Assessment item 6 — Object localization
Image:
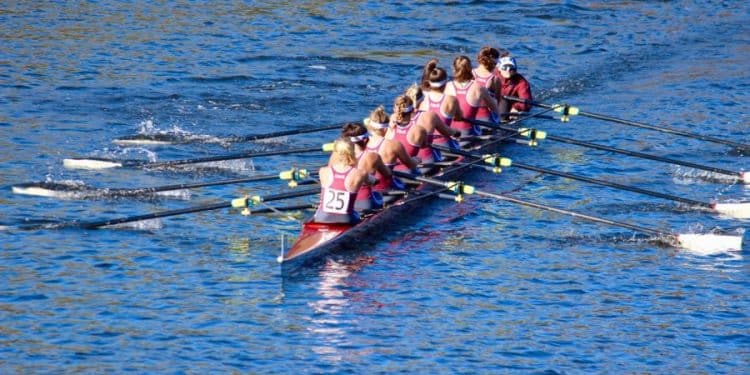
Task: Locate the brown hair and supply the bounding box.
[453,55,473,82]
[420,58,439,90]
[341,122,368,145]
[477,46,500,70]
[392,94,414,125]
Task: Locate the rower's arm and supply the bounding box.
[392,141,419,171]
[479,87,502,116]
[373,155,392,180]
[432,114,460,139]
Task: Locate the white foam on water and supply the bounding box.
[154,189,191,200]
[103,218,164,231]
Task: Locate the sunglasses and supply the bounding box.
[500,65,516,72]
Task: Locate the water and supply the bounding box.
[1,1,749,373]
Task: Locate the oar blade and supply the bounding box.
[676,233,743,254]
[712,202,750,219]
[63,158,123,170]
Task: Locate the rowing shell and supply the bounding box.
[278,134,506,274]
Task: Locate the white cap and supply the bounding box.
[499,56,517,70]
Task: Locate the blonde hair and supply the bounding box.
[392,94,414,124]
[331,138,357,166]
[370,105,389,122]
[404,83,423,105]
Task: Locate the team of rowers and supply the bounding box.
[312,47,534,224]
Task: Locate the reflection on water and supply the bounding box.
[305,256,374,363]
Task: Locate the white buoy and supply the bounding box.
[63,158,123,170]
[677,233,743,254]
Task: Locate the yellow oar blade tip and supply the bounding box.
[501,158,512,167]
[676,233,743,255]
[322,143,334,152]
[536,130,547,139]
[569,106,580,115]
[713,202,750,219]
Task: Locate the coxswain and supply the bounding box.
[472,46,501,122]
[418,59,463,148]
[445,55,502,142]
[312,138,370,224]
[494,54,533,121]
[340,122,391,212]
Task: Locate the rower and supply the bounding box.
[364,106,420,202]
[445,55,502,143]
[387,93,427,171]
[400,84,461,171]
[418,59,463,149]
[494,53,533,122]
[341,122,390,212]
[312,139,370,224]
[472,46,501,122]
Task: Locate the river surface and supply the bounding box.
[1,1,749,373]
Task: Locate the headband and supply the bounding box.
[349,134,368,143]
[429,79,447,88]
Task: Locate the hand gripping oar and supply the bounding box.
[436,145,750,219]
[393,171,743,253]
[470,119,750,184]
[21,187,320,230]
[503,95,750,152]
[112,123,344,146]
[63,145,329,170]
[12,168,318,199]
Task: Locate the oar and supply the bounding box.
[12,168,319,199]
[503,95,750,152]
[437,145,750,219]
[471,119,749,184]
[393,171,744,253]
[112,123,344,146]
[63,145,329,170]
[21,188,320,230]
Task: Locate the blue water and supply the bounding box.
[2,1,749,373]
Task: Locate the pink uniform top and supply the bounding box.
[355,150,375,201]
[365,138,394,191]
[472,68,496,121]
[319,165,357,215]
[426,93,453,145]
[392,114,422,158]
[449,80,480,132]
